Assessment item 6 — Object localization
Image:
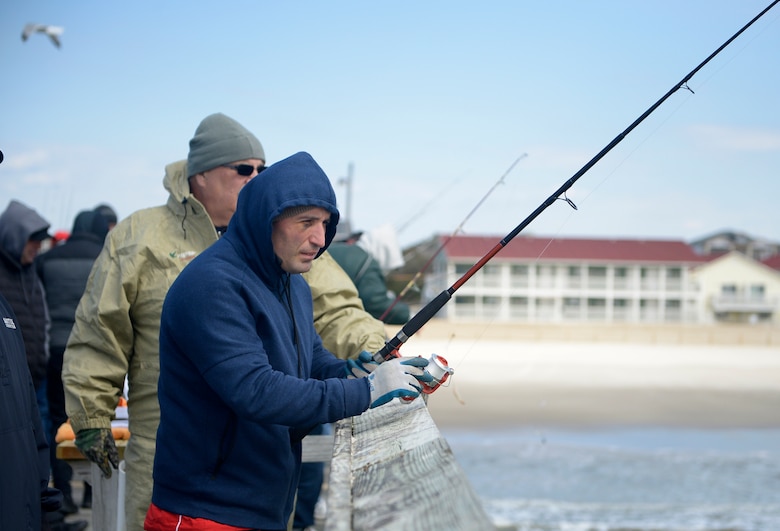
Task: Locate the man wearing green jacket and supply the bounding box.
[328,231,411,325]
[62,113,386,531]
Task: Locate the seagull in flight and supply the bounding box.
[21,23,64,48]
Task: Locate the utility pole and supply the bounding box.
[338,162,354,227]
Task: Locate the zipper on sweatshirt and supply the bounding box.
[210,412,237,479]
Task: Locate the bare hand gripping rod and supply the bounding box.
[374,0,779,363]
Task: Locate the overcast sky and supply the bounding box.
[2,1,779,248]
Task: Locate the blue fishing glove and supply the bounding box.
[346,350,380,379]
[367,356,432,408]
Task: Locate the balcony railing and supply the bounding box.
[711,296,777,313]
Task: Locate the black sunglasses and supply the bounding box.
[221,163,266,176]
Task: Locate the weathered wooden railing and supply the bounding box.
[59,398,494,531]
[325,398,495,530]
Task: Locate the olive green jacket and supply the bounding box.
[304,251,387,359]
[63,160,220,438]
[63,160,386,439]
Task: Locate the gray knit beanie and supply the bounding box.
[187,113,265,177]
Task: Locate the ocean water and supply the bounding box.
[442,428,780,531]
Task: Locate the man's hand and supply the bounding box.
[345,350,380,379]
[75,428,119,478]
[367,356,432,408]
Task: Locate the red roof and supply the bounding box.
[763,254,780,271]
[440,234,708,264]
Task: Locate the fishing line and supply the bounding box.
[428,4,780,391]
[442,2,780,410]
[380,153,527,322]
[395,173,466,235]
[446,77,705,401]
[373,0,779,365]
[548,6,777,240]
[542,89,696,242]
[538,5,780,248]
[489,3,779,260]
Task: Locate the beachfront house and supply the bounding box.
[690,250,780,325]
[413,234,780,325]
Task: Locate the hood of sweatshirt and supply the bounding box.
[0,200,50,264]
[223,151,340,286]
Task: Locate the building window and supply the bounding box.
[588,266,607,289]
[749,284,765,300]
[563,297,580,320]
[454,295,476,318]
[536,265,556,288]
[482,264,502,287]
[455,263,471,276]
[640,298,660,322]
[665,299,682,322]
[721,284,737,298]
[510,265,529,288]
[535,297,555,320]
[509,296,528,318]
[511,265,529,276]
[666,267,683,291]
[613,298,631,321]
[614,267,630,290]
[482,295,501,318]
[587,298,606,320]
[641,267,661,290]
[566,266,582,289]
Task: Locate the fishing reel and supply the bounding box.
[419,353,455,395]
[386,350,454,396]
[375,337,454,396]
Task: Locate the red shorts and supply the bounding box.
[144,502,255,530]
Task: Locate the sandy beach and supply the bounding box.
[65,321,779,530]
[389,321,780,429]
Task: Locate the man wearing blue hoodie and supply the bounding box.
[145,152,428,530]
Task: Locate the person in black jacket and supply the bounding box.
[0,200,52,427]
[0,291,63,530]
[94,203,118,231]
[36,209,110,517]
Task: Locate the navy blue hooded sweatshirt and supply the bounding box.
[152,152,371,529]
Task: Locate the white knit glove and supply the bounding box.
[367,356,430,408]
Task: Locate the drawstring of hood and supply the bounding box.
[280,273,302,377]
[180,198,189,240]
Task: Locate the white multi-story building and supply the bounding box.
[418,234,780,324]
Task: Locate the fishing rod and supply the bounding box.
[374,0,780,381]
[379,153,527,322]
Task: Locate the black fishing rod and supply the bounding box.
[374,0,779,371]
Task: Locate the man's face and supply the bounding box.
[272,207,331,274]
[21,240,43,265]
[192,158,265,227]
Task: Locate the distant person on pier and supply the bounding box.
[328,227,410,324]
